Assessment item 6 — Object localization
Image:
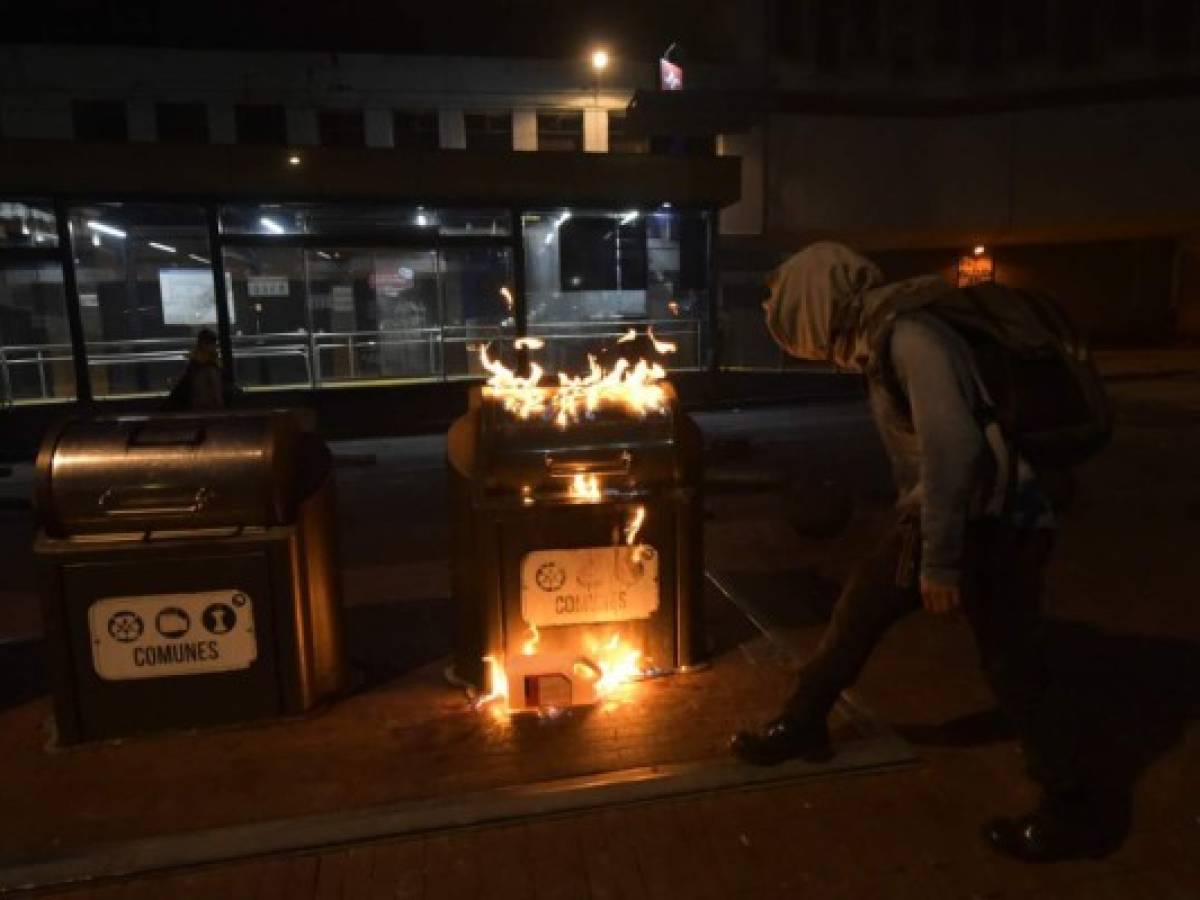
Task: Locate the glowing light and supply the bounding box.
[479,343,670,430]
[591,49,610,72]
[617,328,638,344]
[148,241,177,254]
[188,253,210,264]
[287,154,302,166]
[570,473,602,502]
[514,337,545,350]
[522,624,540,656]
[475,655,509,712]
[619,210,639,225]
[500,286,515,311]
[543,211,572,246]
[259,217,285,235]
[86,221,126,239]
[974,245,986,256]
[588,633,645,696]
[647,327,677,354]
[624,505,646,546]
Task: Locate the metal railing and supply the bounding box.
[0,317,708,405]
[0,341,76,406]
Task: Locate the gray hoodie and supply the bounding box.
[764,242,990,586]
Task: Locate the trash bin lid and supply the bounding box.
[35,411,311,537]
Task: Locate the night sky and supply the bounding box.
[4,0,744,61]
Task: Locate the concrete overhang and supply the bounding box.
[623,89,773,137]
[0,140,742,208]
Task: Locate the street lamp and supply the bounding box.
[590,47,610,107]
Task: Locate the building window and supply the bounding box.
[318,109,366,149]
[68,203,220,399]
[440,246,515,378]
[72,100,128,142]
[522,208,708,372]
[216,203,515,388]
[536,110,583,152]
[0,259,75,403]
[393,110,439,150]
[220,245,311,390]
[559,216,647,292]
[219,203,512,238]
[156,102,209,144]
[307,248,440,383]
[464,111,513,152]
[0,201,58,248]
[235,105,287,147]
[607,112,649,154]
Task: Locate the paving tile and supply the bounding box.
[366,837,424,900]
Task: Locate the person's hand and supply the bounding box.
[920,578,961,615]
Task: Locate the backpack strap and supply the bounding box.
[871,309,1017,519]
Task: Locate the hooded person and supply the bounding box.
[733,243,1108,863]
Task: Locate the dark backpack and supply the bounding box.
[161,363,195,412]
[872,283,1113,469]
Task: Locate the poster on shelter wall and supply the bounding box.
[159,269,236,326]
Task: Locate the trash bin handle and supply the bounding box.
[545,450,631,478]
[98,485,215,517]
[128,421,207,447]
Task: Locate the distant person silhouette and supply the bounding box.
[164,329,224,411]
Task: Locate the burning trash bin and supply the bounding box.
[448,338,704,712]
[34,410,346,744]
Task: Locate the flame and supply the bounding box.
[647,327,677,354]
[480,342,669,429]
[588,633,646,696]
[514,337,545,350]
[617,328,638,344]
[522,623,540,656]
[480,344,551,420]
[475,655,509,711]
[623,505,646,545]
[476,630,646,715]
[570,473,602,502]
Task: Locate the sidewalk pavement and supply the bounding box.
[2,377,1199,899]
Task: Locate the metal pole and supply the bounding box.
[303,249,316,389]
[510,206,529,376]
[0,348,11,406]
[53,198,93,406]
[37,348,47,399]
[205,205,236,397]
[706,206,721,376]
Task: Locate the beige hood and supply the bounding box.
[763,241,948,369]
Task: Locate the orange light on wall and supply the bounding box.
[958,248,995,287]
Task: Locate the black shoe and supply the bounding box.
[730,717,833,766]
[983,799,1119,862]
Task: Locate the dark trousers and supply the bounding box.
[786,519,1080,794]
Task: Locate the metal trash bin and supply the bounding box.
[448,382,704,710]
[35,411,346,744]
